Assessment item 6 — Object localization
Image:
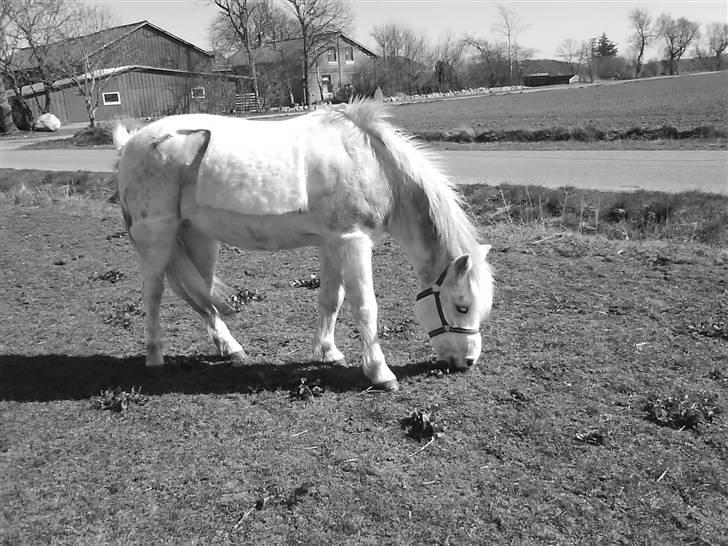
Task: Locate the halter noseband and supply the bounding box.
[415,266,480,339]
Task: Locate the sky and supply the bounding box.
[88,0,727,59]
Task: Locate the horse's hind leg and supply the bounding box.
[331,232,399,391]
[129,218,178,367]
[314,239,347,364]
[177,225,245,361]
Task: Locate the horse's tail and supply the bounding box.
[340,100,480,253]
[112,123,134,151]
[165,237,236,316]
[114,123,234,315]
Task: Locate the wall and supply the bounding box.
[25,70,236,124]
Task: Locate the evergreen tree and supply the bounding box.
[594,33,618,57]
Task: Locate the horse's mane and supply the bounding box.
[337,100,482,257]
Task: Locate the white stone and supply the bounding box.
[33,113,61,132]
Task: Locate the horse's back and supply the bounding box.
[118,110,392,238]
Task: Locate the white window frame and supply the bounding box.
[102,92,121,105]
[344,46,354,63]
[191,86,206,99]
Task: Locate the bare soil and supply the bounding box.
[1,190,726,543]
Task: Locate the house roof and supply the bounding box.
[229,32,376,67]
[6,65,249,99]
[12,21,212,70]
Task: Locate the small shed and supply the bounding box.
[523,73,574,87]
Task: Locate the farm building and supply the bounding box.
[6,21,249,125]
[227,33,377,106]
[523,73,574,87]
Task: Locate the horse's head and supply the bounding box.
[414,244,493,371]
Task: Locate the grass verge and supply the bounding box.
[3,169,725,245]
[418,124,727,143]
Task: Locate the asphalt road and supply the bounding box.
[1,141,726,195]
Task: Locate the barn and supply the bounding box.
[8,21,249,125]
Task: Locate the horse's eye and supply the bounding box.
[455,305,469,314]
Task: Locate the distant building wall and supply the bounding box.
[23,69,238,123]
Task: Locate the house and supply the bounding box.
[7,21,248,124]
[229,33,377,106]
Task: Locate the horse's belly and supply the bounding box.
[187,206,321,250]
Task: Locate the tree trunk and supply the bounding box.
[0,79,19,134]
[43,89,52,113]
[635,43,645,78]
[244,40,261,112]
[86,97,96,127]
[301,27,310,106]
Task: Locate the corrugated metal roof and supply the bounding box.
[11,21,212,70]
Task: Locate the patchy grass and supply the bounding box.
[1,170,727,543]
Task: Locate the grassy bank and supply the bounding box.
[417,124,727,144]
[2,169,726,246]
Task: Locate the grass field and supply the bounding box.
[1,173,726,543]
[388,72,728,141]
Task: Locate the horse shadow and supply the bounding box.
[0,353,445,402]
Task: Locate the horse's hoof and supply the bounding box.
[228,351,247,365]
[372,378,400,392]
[329,358,347,367]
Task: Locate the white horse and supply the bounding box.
[113,101,493,391]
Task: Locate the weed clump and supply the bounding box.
[644,393,721,430]
[69,124,113,146]
[401,409,437,442]
[290,378,324,401]
[91,387,147,412]
[290,274,320,289]
[104,300,144,329]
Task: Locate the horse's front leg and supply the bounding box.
[313,240,346,364]
[339,233,399,391]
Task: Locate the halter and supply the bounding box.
[415,266,481,339]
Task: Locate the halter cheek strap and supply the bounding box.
[415,267,480,338]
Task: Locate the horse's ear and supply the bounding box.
[452,254,472,279]
[480,244,492,258]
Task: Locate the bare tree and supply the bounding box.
[371,23,431,94]
[492,5,526,85]
[657,14,700,75]
[284,0,352,106]
[580,39,595,82]
[212,0,263,111]
[431,33,465,92]
[54,4,118,126]
[696,22,728,70]
[557,39,584,77]
[249,0,298,45]
[463,36,507,87]
[628,8,655,78]
[4,0,78,120]
[0,0,19,132]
